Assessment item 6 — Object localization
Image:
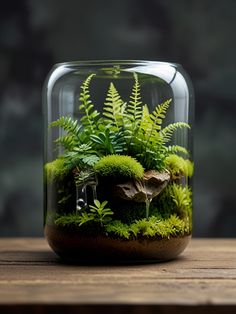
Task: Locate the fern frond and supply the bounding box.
[126,73,143,124]
[124,73,144,152]
[149,98,172,131]
[79,74,100,133]
[160,122,190,143]
[50,116,82,150]
[55,135,76,151]
[103,82,125,130]
[50,116,80,136]
[166,145,189,156]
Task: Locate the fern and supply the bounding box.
[90,128,125,154]
[166,145,189,156]
[79,74,100,133]
[103,82,125,131]
[124,73,143,151]
[50,116,82,151]
[131,99,172,170]
[54,135,75,151]
[160,122,190,143]
[50,116,80,135]
[126,73,143,124]
[149,99,172,131]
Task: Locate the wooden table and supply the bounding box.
[0,238,235,313]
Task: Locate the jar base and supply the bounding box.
[45,225,191,264]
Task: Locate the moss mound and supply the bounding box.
[94,154,144,180]
[44,158,69,183]
[165,154,193,178]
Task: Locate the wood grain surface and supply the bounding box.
[0,238,236,314]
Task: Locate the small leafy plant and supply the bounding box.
[55,200,113,228]
[88,200,114,226]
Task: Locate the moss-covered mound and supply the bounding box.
[164,154,194,179]
[94,154,144,180]
[44,157,69,183]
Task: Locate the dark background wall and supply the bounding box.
[0,0,236,237]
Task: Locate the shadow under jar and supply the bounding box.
[43,60,194,263]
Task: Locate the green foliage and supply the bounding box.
[55,213,83,227]
[157,183,192,219]
[55,211,190,239]
[58,143,100,179]
[79,74,100,132]
[169,183,192,217]
[74,169,97,187]
[160,122,190,143]
[105,220,133,239]
[44,158,69,183]
[94,154,144,180]
[165,154,194,179]
[49,72,191,173]
[134,100,172,170]
[149,99,172,131]
[126,73,143,125]
[55,199,113,228]
[124,73,143,150]
[105,214,189,239]
[50,116,80,136]
[103,82,125,131]
[90,127,125,154]
[50,116,82,151]
[48,73,193,236]
[166,145,189,156]
[88,200,114,226]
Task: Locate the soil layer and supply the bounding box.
[45,224,191,263]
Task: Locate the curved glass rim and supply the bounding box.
[53,60,181,68]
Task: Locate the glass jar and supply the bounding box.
[43,60,194,262]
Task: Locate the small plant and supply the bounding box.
[94,154,144,180]
[88,200,114,226]
[55,199,113,228]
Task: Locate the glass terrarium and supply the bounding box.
[43,60,194,262]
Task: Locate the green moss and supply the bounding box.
[155,183,192,220]
[165,154,194,178]
[94,154,144,180]
[44,157,69,183]
[105,214,189,239]
[54,212,190,240]
[185,159,194,178]
[55,213,82,227]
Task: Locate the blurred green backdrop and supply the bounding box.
[0,0,236,236]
